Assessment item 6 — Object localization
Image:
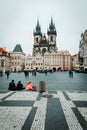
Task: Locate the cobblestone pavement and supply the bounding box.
[0,90,87,130]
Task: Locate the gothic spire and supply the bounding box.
[47,18,57,35]
[33,19,42,36]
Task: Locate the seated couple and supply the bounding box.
[8,80,36,91]
[8,80,25,91]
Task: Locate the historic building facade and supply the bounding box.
[0,19,72,72]
[25,54,43,71]
[0,48,10,73]
[9,44,25,72]
[33,18,58,56]
[71,54,79,70]
[79,30,87,72]
[44,50,71,71]
[25,18,71,71]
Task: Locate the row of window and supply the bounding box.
[26,63,43,66]
[26,67,42,70]
[11,62,21,65]
[11,57,20,60]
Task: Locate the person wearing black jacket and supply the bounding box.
[17,81,25,90]
[8,80,16,91]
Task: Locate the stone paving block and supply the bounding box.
[78,107,87,121]
[5,91,39,101]
[0,107,32,130]
[0,91,87,130]
[58,91,83,130]
[66,92,87,101]
[30,98,47,130]
[0,91,13,100]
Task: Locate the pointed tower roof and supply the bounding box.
[33,19,42,36]
[13,44,23,52]
[47,18,57,35]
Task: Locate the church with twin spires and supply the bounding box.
[32,18,58,56]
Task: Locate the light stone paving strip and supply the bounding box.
[78,107,87,122]
[58,91,83,130]
[0,91,13,100]
[66,92,87,101]
[30,98,47,130]
[5,91,39,100]
[0,107,32,130]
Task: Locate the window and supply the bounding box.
[0,52,2,55]
[36,37,38,43]
[51,36,53,41]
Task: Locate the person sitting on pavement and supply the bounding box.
[8,80,17,91]
[16,81,25,90]
[25,82,36,91]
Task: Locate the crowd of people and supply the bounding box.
[8,80,36,91]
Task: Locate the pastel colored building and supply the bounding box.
[9,44,25,72]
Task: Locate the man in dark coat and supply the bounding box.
[17,81,25,90]
[8,80,16,91]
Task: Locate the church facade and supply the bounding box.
[25,18,71,71]
[33,18,58,56]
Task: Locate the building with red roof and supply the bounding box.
[0,48,10,73]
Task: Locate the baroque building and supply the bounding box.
[44,50,71,71]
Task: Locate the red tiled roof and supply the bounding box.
[0,48,7,53]
[0,48,10,57]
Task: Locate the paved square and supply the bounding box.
[0,90,87,130]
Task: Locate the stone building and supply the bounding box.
[71,54,79,70]
[9,44,25,72]
[33,18,58,56]
[44,50,71,71]
[25,54,43,71]
[0,48,10,73]
[25,18,71,71]
[79,30,87,72]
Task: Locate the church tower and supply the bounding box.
[33,20,42,56]
[32,18,58,56]
[33,19,42,44]
[47,18,58,53]
[33,20,49,56]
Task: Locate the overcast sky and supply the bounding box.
[0,0,87,55]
